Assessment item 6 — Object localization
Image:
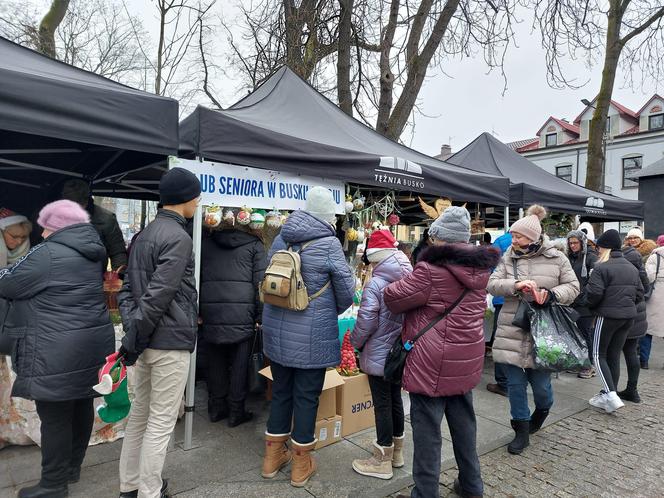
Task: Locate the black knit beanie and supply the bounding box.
[596,229,622,250]
[159,168,201,206]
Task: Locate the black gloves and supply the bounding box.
[118,345,139,367]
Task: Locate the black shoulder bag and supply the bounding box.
[645,254,661,301]
[383,288,471,385]
[511,258,533,330]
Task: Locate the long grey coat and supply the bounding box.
[350,251,412,376]
[262,211,355,369]
[488,239,580,369]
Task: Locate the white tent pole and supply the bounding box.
[518,208,524,219]
[183,157,203,451]
[504,206,510,232]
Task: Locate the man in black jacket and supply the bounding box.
[61,179,128,270]
[117,168,201,498]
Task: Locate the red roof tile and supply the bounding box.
[573,99,638,124]
[516,140,540,152]
[619,124,640,136]
[637,94,664,115]
[507,138,538,150]
[536,117,580,137]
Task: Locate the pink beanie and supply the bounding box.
[38,200,90,232]
[657,235,664,247]
[510,205,547,242]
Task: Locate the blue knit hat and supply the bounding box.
[429,206,471,243]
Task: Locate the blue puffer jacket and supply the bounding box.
[262,211,355,369]
[351,251,412,376]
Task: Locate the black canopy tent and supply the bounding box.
[0,36,179,212]
[447,132,644,221]
[179,67,510,207]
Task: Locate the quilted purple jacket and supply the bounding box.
[350,251,412,376]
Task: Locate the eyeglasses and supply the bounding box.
[4,232,28,242]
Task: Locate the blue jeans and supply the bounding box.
[410,392,483,498]
[266,361,326,444]
[504,364,553,421]
[494,362,508,390]
[639,334,652,363]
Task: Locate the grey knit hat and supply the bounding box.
[429,206,471,243]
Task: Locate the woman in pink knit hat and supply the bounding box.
[0,199,114,498]
[488,205,579,456]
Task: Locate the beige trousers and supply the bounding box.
[119,349,190,498]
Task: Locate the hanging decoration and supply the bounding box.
[388,213,400,226]
[266,209,282,228]
[353,196,365,211]
[203,205,222,228]
[236,206,252,225]
[418,197,452,221]
[344,195,354,214]
[222,208,236,227]
[250,210,266,230]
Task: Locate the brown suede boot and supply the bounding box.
[352,441,394,480]
[290,439,317,487]
[392,435,405,468]
[261,433,292,479]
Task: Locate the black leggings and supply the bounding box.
[622,338,640,390]
[368,375,405,447]
[593,317,633,393]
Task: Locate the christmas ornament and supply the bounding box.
[353,196,365,211]
[344,195,354,214]
[356,228,366,243]
[93,352,131,423]
[203,206,222,228]
[337,331,359,376]
[222,208,236,226]
[266,210,282,228]
[388,213,400,226]
[346,227,358,242]
[236,206,252,225]
[250,210,266,230]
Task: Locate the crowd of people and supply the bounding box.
[0,170,662,498]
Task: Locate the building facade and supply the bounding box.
[509,95,664,234]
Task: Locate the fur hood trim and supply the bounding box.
[418,243,500,269]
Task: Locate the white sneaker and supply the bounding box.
[589,392,610,411]
[605,391,625,413]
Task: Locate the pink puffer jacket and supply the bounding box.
[384,243,500,397]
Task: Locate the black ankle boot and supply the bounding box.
[618,387,641,403]
[529,408,550,434]
[228,410,253,428]
[18,483,68,498]
[208,400,229,423]
[508,420,530,455]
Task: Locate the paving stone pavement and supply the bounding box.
[394,342,664,498]
[1,340,662,498]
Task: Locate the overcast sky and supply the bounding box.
[128,1,661,156]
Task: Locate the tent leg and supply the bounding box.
[518,208,524,219]
[504,207,510,232]
[183,164,203,451]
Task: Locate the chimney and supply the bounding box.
[439,144,452,160]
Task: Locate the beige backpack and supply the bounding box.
[260,240,330,311]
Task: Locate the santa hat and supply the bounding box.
[366,230,398,263]
[0,208,29,231]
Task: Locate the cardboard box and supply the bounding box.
[315,415,343,449]
[259,367,345,420]
[336,372,375,437]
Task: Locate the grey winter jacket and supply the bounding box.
[119,209,198,354]
[262,211,355,369]
[199,229,266,344]
[350,251,412,376]
[488,239,580,369]
[0,224,114,401]
[623,246,649,338]
[89,202,128,270]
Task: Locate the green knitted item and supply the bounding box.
[97,376,130,423]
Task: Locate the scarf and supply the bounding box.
[567,229,589,278]
[0,231,30,268]
[512,237,543,258]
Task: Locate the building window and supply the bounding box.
[605,116,611,134]
[545,133,557,147]
[556,165,573,182]
[622,156,642,189]
[649,114,664,130]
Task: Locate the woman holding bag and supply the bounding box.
[385,207,499,498]
[488,205,579,456]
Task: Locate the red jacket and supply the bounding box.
[384,243,499,397]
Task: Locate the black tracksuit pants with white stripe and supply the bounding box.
[593,317,633,393]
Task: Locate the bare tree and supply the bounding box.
[37,0,70,57]
[224,0,516,141]
[528,0,664,192]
